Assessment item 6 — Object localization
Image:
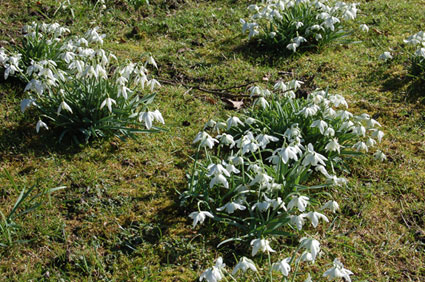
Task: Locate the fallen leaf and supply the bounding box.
[226,99,244,110]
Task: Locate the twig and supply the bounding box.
[157,78,260,99]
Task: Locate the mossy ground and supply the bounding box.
[0,0,424,280]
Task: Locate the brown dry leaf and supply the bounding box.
[226,99,244,110]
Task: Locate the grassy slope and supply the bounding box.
[0,0,424,280]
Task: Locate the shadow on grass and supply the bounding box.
[0,122,83,160]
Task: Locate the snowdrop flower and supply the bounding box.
[20,98,36,113]
[299,238,320,260]
[254,97,269,109]
[360,24,369,32]
[57,100,73,115]
[272,258,291,276]
[302,144,328,167]
[288,195,309,212]
[147,56,157,69]
[374,150,387,161]
[200,266,223,282]
[298,105,320,118]
[295,21,304,29]
[204,119,216,129]
[275,146,301,164]
[139,111,154,129]
[152,110,164,125]
[217,202,246,214]
[100,97,116,112]
[371,129,384,143]
[147,78,161,91]
[217,133,235,148]
[311,120,328,134]
[226,116,244,130]
[325,138,341,154]
[379,51,393,61]
[250,238,275,256]
[36,120,48,133]
[189,211,213,228]
[321,200,340,213]
[302,211,329,228]
[232,257,257,275]
[274,80,287,91]
[352,141,368,152]
[256,134,279,149]
[299,252,315,263]
[245,117,257,125]
[288,79,304,90]
[225,163,240,174]
[207,163,230,178]
[327,175,348,187]
[366,137,377,147]
[250,172,273,186]
[210,174,229,189]
[287,43,298,52]
[290,214,306,230]
[315,33,323,41]
[323,258,353,282]
[324,127,335,137]
[193,131,219,149]
[315,165,330,177]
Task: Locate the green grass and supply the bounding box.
[0,0,424,280]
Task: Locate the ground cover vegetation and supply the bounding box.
[0,0,424,281]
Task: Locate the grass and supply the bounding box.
[0,0,424,280]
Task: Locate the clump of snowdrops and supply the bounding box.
[404,31,425,79]
[182,80,385,281]
[241,0,366,53]
[0,22,163,143]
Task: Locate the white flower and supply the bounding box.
[193,131,219,149]
[226,116,244,130]
[272,258,291,276]
[36,120,48,133]
[217,202,246,214]
[360,24,369,32]
[302,211,329,228]
[210,174,229,189]
[374,150,387,161]
[217,133,235,148]
[323,258,354,282]
[100,97,116,112]
[254,97,269,109]
[274,81,287,91]
[321,200,340,213]
[20,98,36,113]
[287,43,298,52]
[311,120,328,134]
[57,100,73,115]
[290,214,306,230]
[299,238,320,260]
[200,267,223,282]
[256,134,279,149]
[147,55,157,69]
[295,21,304,29]
[152,110,165,124]
[302,144,328,167]
[139,111,154,129]
[371,129,384,142]
[352,141,368,152]
[325,138,341,154]
[189,211,213,228]
[379,51,393,61]
[250,238,275,256]
[207,163,230,178]
[232,257,257,275]
[288,195,309,212]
